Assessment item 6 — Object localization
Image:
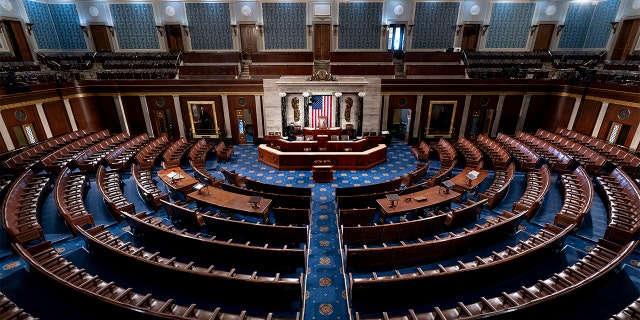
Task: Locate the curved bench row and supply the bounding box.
[12,240,279,320]
[349,223,573,306]
[76,224,304,304]
[1,168,52,244]
[0,291,39,319]
[134,134,170,170]
[513,163,551,220]
[595,167,640,244]
[495,132,541,171]
[71,132,131,173]
[453,137,484,168]
[474,134,511,170]
[516,131,575,173]
[356,238,638,320]
[535,128,607,173]
[478,162,515,209]
[103,133,149,171]
[554,165,594,228]
[96,165,135,222]
[130,163,169,211]
[345,210,526,272]
[54,166,94,235]
[161,137,193,169]
[410,140,430,162]
[40,130,110,174]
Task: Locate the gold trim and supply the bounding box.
[187,101,220,139]
[425,100,457,138]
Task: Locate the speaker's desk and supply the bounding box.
[258,142,387,170]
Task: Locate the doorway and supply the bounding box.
[461,24,480,52]
[533,24,555,51]
[467,108,495,140]
[240,24,259,61]
[90,25,112,52]
[390,109,411,145]
[313,24,331,61]
[610,19,640,60]
[3,20,33,61]
[165,24,184,52]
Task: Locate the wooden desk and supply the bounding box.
[376,186,460,222]
[187,187,271,223]
[158,167,198,193]
[258,143,387,170]
[303,127,341,138]
[448,167,489,192]
[312,165,333,183]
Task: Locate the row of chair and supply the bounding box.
[513,163,551,220]
[453,137,484,168]
[12,241,255,320]
[345,210,526,272]
[474,134,512,170]
[53,167,94,235]
[410,140,430,162]
[516,131,575,173]
[96,165,135,222]
[39,130,111,174]
[130,163,168,211]
[534,128,607,173]
[349,223,572,307]
[161,137,193,169]
[1,168,51,244]
[134,135,170,170]
[553,166,594,228]
[595,167,640,244]
[243,177,311,197]
[495,132,541,171]
[0,290,37,320]
[221,182,311,210]
[342,212,447,246]
[188,138,221,187]
[336,176,402,198]
[103,133,149,171]
[555,127,640,177]
[215,140,234,162]
[71,132,131,173]
[478,162,515,209]
[355,238,637,320]
[400,162,430,188]
[431,138,457,167]
[122,211,307,272]
[76,224,305,303]
[2,128,92,173]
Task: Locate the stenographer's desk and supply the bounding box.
[376,186,460,222]
[187,187,271,223]
[158,167,198,193]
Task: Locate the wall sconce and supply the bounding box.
[481,25,490,36]
[610,21,619,33]
[456,25,463,36]
[80,25,89,37]
[302,92,310,98]
[257,24,263,36]
[25,23,34,35]
[408,24,415,36]
[231,24,237,36]
[530,25,538,36]
[107,26,114,36]
[333,24,338,35]
[334,92,342,98]
[556,25,565,35]
[307,25,312,36]
[182,25,189,36]
[156,25,163,36]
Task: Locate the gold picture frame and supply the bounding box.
[425,101,457,138]
[188,101,220,139]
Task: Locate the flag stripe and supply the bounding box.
[310,95,333,128]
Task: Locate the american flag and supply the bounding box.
[310,95,333,128]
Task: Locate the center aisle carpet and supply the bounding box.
[220,144,417,319]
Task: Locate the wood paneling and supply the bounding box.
[611,19,640,60]
[146,96,176,137]
[573,100,601,135]
[90,25,111,52]
[4,20,32,61]
[0,105,44,147]
[228,95,257,145]
[419,95,466,141]
[121,96,146,136]
[240,24,258,60]
[330,52,393,62]
[69,96,119,133]
[533,24,555,51]
[497,95,523,136]
[252,52,314,63]
[182,52,242,64]
[314,24,331,61]
[524,95,574,133]
[179,95,225,140]
[0,133,7,154]
[43,100,71,137]
[598,103,640,146]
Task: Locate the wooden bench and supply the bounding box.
[513,163,551,220]
[215,140,234,162]
[478,162,515,209]
[134,135,169,170]
[96,165,135,222]
[411,141,430,161]
[130,163,168,210]
[595,167,640,244]
[161,137,193,168]
[54,166,94,235]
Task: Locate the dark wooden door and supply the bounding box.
[234,109,247,144]
[90,25,112,52]
[240,24,258,61]
[165,24,184,52]
[533,24,555,51]
[314,24,331,61]
[611,19,640,60]
[461,24,480,51]
[4,20,32,61]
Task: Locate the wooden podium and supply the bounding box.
[312,160,333,183]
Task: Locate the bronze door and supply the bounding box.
[165,24,184,52]
[90,25,112,52]
[314,24,331,61]
[611,19,640,60]
[240,24,258,61]
[4,20,32,61]
[533,24,555,51]
[461,24,480,52]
